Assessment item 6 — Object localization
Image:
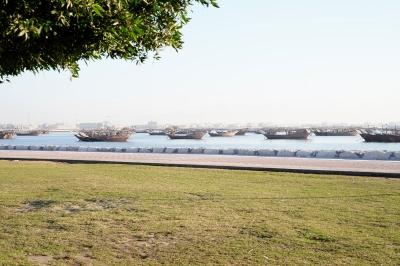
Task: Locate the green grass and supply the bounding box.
[0,160,399,265]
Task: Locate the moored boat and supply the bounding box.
[16,130,41,136]
[0,130,16,139]
[74,129,134,142]
[208,130,238,137]
[148,130,167,135]
[263,128,311,140]
[235,129,248,136]
[360,132,400,142]
[313,129,358,136]
[167,131,206,140]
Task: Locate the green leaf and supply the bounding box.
[89,10,93,21]
[181,13,188,24]
[37,25,43,35]
[92,4,104,17]
[210,0,220,8]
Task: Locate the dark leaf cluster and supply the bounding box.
[0,0,218,82]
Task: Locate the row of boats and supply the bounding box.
[72,128,400,143]
[2,128,400,143]
[0,130,49,139]
[74,129,241,141]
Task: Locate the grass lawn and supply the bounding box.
[0,160,399,265]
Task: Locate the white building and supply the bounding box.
[50,123,76,130]
[148,120,158,128]
[77,123,104,130]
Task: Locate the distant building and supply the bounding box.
[247,122,258,128]
[214,123,226,128]
[148,120,158,128]
[50,123,75,130]
[14,124,39,130]
[0,124,17,129]
[258,122,273,128]
[78,123,104,129]
[228,124,241,129]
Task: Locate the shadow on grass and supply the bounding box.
[26,200,57,209]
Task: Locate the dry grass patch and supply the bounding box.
[0,160,399,265]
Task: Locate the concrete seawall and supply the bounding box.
[1,144,399,161]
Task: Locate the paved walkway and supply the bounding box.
[0,150,399,177]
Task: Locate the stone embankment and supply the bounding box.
[1,144,399,161]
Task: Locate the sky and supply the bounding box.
[1,0,400,126]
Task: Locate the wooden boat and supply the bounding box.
[167,131,206,140]
[74,129,134,142]
[313,129,358,136]
[263,129,311,140]
[41,130,50,134]
[0,130,16,139]
[235,129,248,136]
[356,128,400,142]
[16,130,40,136]
[359,132,400,142]
[208,130,238,137]
[148,130,167,135]
[175,130,191,134]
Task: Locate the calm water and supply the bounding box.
[1,132,400,151]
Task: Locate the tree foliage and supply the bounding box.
[0,0,218,82]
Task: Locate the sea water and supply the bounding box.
[1,132,399,151]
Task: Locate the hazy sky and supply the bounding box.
[1,0,399,126]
